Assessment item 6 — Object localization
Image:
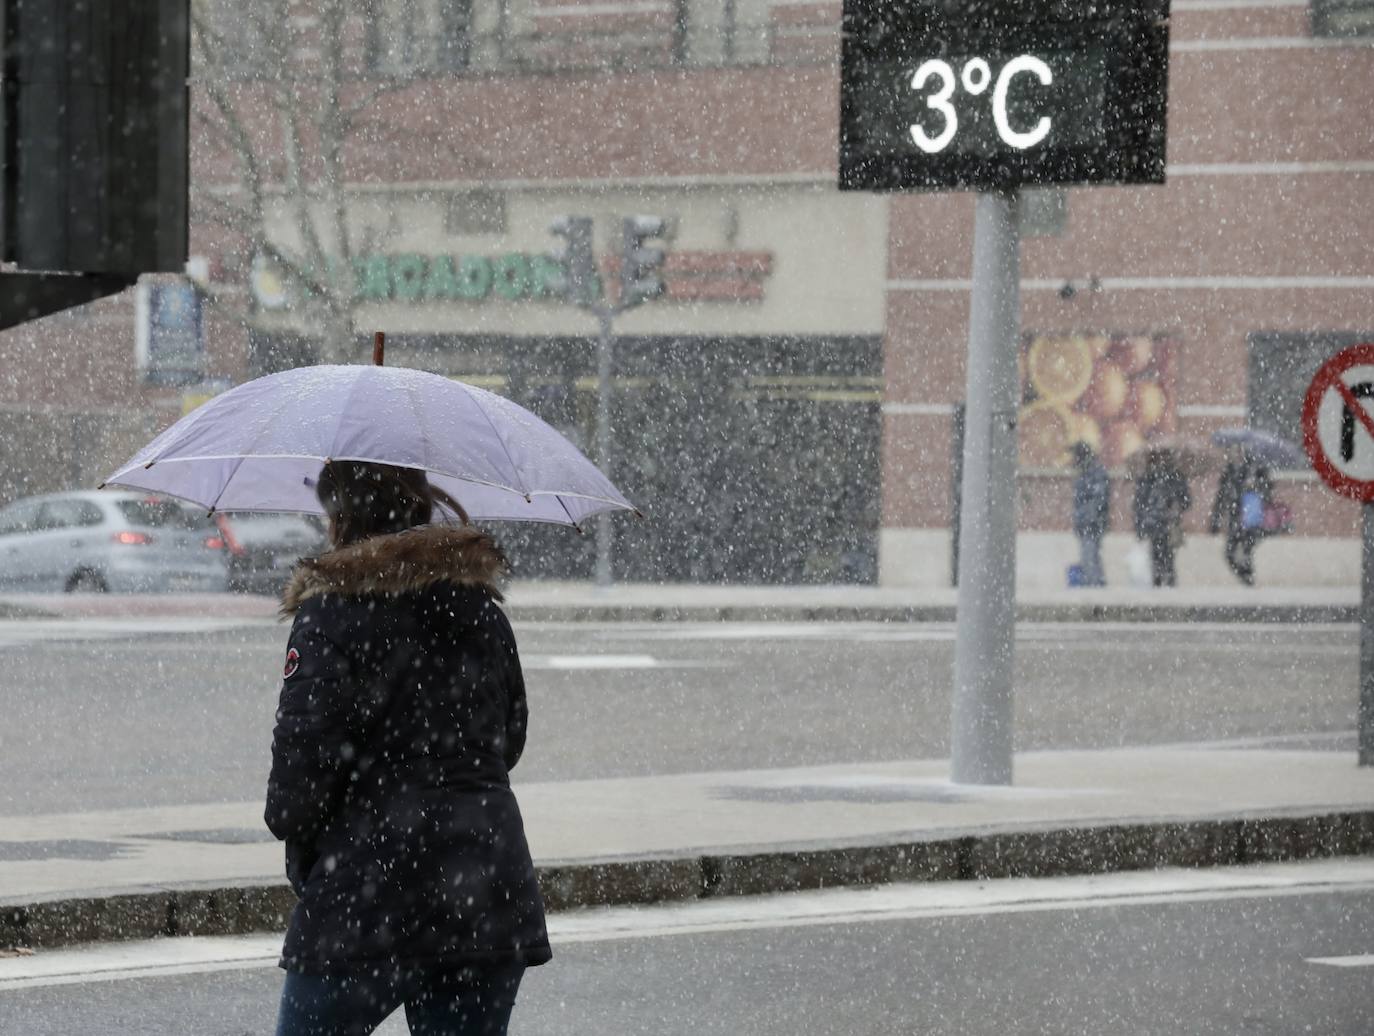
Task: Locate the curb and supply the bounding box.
[4,809,1371,952]
[0,602,58,620]
[503,603,1358,624]
[0,598,1354,625]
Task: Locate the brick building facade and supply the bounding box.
[0,0,1369,585]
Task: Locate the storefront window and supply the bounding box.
[1248,331,1374,463]
[367,0,472,74]
[1019,189,1069,238]
[200,0,272,77]
[1310,0,1374,37]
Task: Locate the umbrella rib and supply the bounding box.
[208,384,312,513]
[402,374,436,478]
[327,369,372,470]
[555,493,578,528]
[459,384,531,496]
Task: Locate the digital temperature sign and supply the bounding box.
[839,1,1170,191]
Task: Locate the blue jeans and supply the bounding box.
[275,962,525,1036]
[1078,531,1106,587]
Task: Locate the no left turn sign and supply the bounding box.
[1303,343,1374,503]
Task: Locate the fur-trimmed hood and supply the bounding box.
[281,524,507,614]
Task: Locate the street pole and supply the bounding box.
[1361,502,1374,765]
[595,306,614,588]
[950,189,1022,786]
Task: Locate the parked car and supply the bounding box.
[0,490,228,593]
[214,511,327,594]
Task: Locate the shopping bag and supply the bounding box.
[1240,491,1265,531]
[1262,500,1293,534]
[1126,542,1152,588]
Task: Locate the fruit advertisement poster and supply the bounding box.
[1019,332,1178,470]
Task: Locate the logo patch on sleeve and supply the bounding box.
[283,647,301,679]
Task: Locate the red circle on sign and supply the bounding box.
[1302,343,1374,503]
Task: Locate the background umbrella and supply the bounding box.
[101,363,635,529]
[1210,427,1306,468]
[1125,436,1218,479]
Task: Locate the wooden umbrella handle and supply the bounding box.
[373,331,385,366]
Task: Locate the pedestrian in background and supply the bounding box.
[1210,446,1271,586]
[1070,441,1110,586]
[1133,448,1192,588]
[267,460,550,1036]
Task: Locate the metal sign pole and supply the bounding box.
[595,306,614,588]
[1362,502,1374,765]
[1300,344,1374,767]
[950,189,1022,785]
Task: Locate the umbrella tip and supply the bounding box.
[143,461,155,470]
[96,482,106,490]
[373,331,385,366]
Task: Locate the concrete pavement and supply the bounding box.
[0,580,1362,624]
[2,745,1371,950]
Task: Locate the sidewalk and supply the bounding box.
[0,582,1362,624]
[2,746,1372,950]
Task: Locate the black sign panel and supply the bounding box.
[1,0,190,273]
[839,0,1169,191]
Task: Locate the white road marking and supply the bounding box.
[597,622,958,642]
[571,620,1357,645]
[522,654,717,671]
[1305,954,1374,968]
[549,858,1374,944]
[2,860,1371,992]
[0,618,275,649]
[1152,730,1356,751]
[0,936,282,990]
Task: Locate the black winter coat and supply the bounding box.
[1133,465,1191,540]
[1072,457,1111,538]
[265,525,551,975]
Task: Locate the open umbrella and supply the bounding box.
[1210,427,1306,468]
[102,361,635,529]
[1125,436,1218,478]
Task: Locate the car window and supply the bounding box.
[38,499,104,530]
[117,499,212,530]
[0,500,41,536]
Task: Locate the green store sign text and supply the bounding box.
[336,253,576,304]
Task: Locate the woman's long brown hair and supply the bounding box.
[315,461,468,548]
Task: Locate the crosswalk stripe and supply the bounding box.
[1305,954,1374,967]
[0,618,275,649]
[525,654,663,670]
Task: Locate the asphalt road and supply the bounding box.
[0,861,1370,1034]
[0,618,1359,815]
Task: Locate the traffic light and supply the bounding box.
[547,215,599,307]
[620,215,666,310]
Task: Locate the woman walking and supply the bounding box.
[1210,448,1273,586]
[266,460,550,1035]
[1132,448,1192,587]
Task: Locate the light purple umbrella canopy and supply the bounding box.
[1209,427,1306,469]
[103,365,635,527]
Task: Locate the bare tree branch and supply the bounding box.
[190,0,392,361]
[191,191,259,232]
[192,10,267,210]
